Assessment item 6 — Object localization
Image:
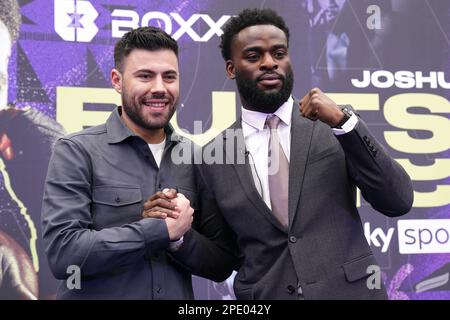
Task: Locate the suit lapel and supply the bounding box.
[288,101,314,226]
[224,120,287,233]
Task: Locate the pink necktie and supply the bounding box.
[265,115,289,229]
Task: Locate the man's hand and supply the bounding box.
[299,88,344,127]
[165,193,194,241]
[142,188,179,219]
[0,133,14,160]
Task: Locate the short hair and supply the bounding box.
[0,0,21,44]
[114,26,178,71]
[220,8,290,61]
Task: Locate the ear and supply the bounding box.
[111,68,122,93]
[225,60,235,79]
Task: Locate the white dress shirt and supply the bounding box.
[241,96,358,209]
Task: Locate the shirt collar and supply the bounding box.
[241,96,293,131]
[106,106,183,144]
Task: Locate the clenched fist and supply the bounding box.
[299,88,344,127]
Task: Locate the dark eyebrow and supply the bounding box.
[133,69,178,76]
[163,70,178,76]
[271,44,288,50]
[242,44,288,54]
[242,46,262,54]
[133,69,154,76]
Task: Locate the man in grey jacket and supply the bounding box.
[41,26,238,299]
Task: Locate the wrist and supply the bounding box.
[330,110,345,128]
[168,236,184,252]
[332,105,353,128]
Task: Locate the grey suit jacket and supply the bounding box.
[197,103,413,300]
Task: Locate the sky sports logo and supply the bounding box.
[54,0,231,43]
[397,219,450,254]
[365,219,450,254]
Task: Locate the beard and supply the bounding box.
[121,88,177,131]
[235,68,294,113]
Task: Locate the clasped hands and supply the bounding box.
[142,189,193,241]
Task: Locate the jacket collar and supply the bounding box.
[106,106,183,144]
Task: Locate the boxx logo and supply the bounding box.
[54,2,230,43]
[111,10,231,41]
[54,0,99,42]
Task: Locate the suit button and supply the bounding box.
[287,285,296,294]
[363,136,369,143]
[155,286,162,294]
[289,236,297,243]
[115,197,121,203]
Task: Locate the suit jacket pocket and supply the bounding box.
[307,144,340,164]
[92,185,143,229]
[342,253,378,282]
[234,287,254,300]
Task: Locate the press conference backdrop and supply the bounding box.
[1,0,449,299]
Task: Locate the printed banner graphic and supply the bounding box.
[0,0,449,299]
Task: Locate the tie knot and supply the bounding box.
[265,115,281,130]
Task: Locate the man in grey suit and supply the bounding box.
[197,8,413,299]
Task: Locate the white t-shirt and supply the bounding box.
[148,138,166,168]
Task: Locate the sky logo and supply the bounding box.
[54,0,98,42]
[364,222,395,253]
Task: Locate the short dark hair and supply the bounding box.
[114,26,178,71]
[220,8,290,61]
[0,0,21,44]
